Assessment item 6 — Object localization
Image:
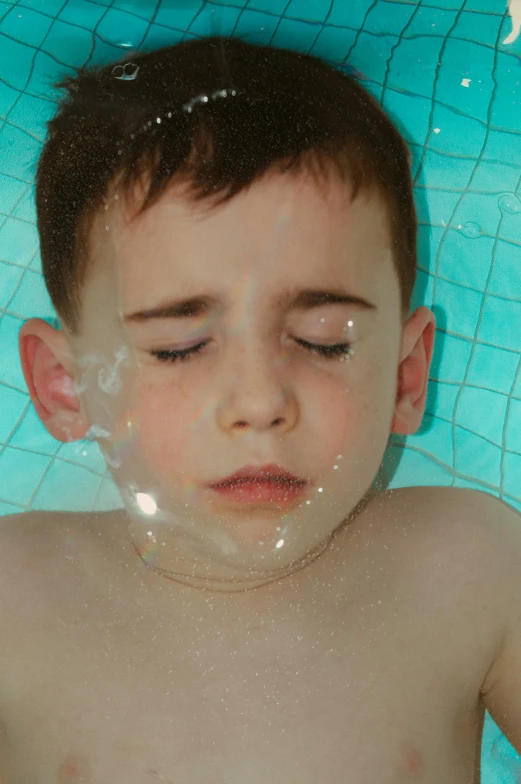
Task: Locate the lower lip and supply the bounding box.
[209,479,308,504]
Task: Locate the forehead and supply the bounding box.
[89,173,395,314]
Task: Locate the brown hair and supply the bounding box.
[36,35,417,335]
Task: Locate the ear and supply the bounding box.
[18,318,91,443]
[391,306,436,436]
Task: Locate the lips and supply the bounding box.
[209,463,306,487]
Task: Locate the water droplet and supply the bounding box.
[498,194,521,215]
[459,221,483,238]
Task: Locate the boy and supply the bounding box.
[2,34,521,783]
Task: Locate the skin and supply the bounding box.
[19,169,436,594]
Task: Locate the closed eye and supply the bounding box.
[150,338,353,364]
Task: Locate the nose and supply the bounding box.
[216,342,298,434]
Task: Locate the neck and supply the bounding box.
[130,530,335,593]
[125,487,378,595]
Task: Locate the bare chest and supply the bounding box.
[0,554,486,784]
[0,488,499,784]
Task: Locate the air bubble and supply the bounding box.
[458,221,482,238]
[498,194,521,215]
[111,62,139,81]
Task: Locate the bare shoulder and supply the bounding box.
[386,484,514,647]
[372,485,511,615]
[418,484,520,561]
[374,486,514,689]
[0,509,125,594]
[380,483,511,556]
[0,508,125,545]
[0,509,66,563]
[403,485,521,594]
[0,508,87,550]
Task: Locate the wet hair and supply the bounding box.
[36,35,417,336]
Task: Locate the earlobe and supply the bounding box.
[391,306,436,436]
[18,319,91,442]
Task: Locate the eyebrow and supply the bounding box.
[123,287,377,323]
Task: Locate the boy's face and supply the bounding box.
[45,171,434,590]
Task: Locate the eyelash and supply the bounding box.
[150,338,353,364]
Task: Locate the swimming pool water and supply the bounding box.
[0,0,520,779]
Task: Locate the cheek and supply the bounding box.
[313,358,397,465]
[310,377,377,465]
[132,380,203,473]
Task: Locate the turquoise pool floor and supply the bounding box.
[1,1,521,777]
